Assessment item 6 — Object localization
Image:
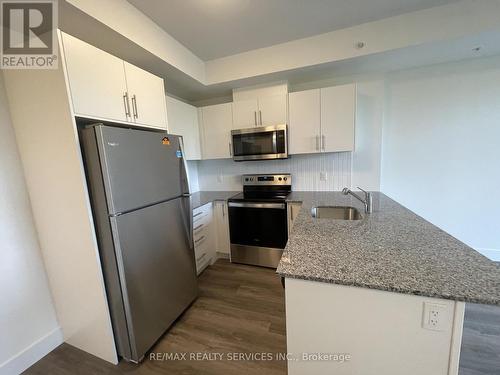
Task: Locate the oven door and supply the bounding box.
[231,125,287,161]
[228,201,288,267]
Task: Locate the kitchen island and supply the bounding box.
[278,192,500,375]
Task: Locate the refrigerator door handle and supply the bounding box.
[179,137,194,250]
[183,195,194,251]
[179,137,191,196]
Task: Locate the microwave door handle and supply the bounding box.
[272,131,277,153]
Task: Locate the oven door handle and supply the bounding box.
[228,202,286,209]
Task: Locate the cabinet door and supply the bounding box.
[200,103,233,160]
[193,203,215,274]
[320,84,355,152]
[288,89,321,155]
[214,201,230,255]
[232,98,258,128]
[258,94,287,126]
[166,97,201,160]
[61,33,129,122]
[123,62,168,130]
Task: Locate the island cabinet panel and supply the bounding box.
[285,278,465,375]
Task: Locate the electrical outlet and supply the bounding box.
[422,302,447,331]
[320,172,327,181]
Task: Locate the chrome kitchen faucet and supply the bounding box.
[342,187,373,213]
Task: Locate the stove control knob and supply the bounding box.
[284,177,288,181]
[278,177,282,181]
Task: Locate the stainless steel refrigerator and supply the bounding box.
[80,124,197,363]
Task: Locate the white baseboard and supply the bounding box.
[475,248,500,262]
[0,326,63,375]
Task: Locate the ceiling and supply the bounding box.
[126,0,458,61]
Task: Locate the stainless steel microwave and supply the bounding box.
[231,124,288,161]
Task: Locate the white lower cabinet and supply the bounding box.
[287,202,302,236]
[214,200,230,256]
[193,203,215,275]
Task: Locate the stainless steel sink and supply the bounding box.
[311,206,362,220]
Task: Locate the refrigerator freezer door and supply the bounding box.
[95,125,187,215]
[110,196,197,362]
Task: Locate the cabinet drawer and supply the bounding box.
[193,211,210,227]
[193,203,212,222]
[195,251,210,274]
[194,232,210,252]
[193,220,210,240]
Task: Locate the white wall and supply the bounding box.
[0,74,61,374]
[381,56,500,260]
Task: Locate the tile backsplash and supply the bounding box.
[192,152,352,191]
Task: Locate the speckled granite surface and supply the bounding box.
[190,191,239,209]
[278,191,500,305]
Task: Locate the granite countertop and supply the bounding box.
[190,191,240,209]
[278,191,500,305]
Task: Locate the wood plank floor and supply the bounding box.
[24,259,499,374]
[24,259,287,375]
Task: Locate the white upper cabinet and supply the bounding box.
[61,32,167,130]
[320,84,355,152]
[123,62,168,129]
[289,89,321,154]
[288,84,355,155]
[62,33,129,123]
[232,98,259,128]
[232,84,288,129]
[258,94,287,126]
[166,96,201,160]
[199,103,233,160]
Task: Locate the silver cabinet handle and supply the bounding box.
[229,142,232,156]
[259,110,262,125]
[254,111,257,126]
[131,94,138,119]
[315,135,320,151]
[123,92,131,118]
[322,135,326,151]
